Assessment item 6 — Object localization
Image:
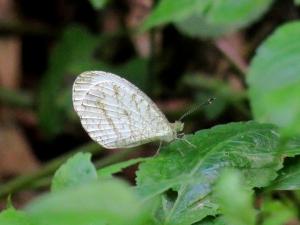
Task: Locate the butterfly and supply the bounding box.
[72,71,184,149]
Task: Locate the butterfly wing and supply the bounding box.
[72,71,174,149]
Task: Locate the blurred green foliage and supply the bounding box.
[26,180,155,225]
[0,208,33,225]
[214,169,256,225]
[144,0,274,37]
[89,0,109,9]
[247,21,300,137]
[51,153,97,192]
[261,199,297,225]
[38,25,102,136]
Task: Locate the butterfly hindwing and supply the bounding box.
[72,71,173,148]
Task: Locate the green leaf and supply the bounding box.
[269,136,300,190]
[26,180,153,225]
[204,0,274,28]
[142,0,209,30]
[247,21,300,137]
[38,25,100,136]
[214,169,256,225]
[261,199,297,225]
[51,153,97,192]
[144,0,273,38]
[195,217,227,225]
[0,208,33,225]
[89,0,109,9]
[271,156,300,190]
[295,0,300,6]
[175,14,227,39]
[98,157,148,178]
[177,0,274,38]
[280,136,300,157]
[136,121,281,225]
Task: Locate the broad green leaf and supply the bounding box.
[98,157,148,178]
[51,153,97,192]
[26,180,153,225]
[176,0,273,37]
[38,25,100,136]
[144,0,273,38]
[89,0,109,9]
[261,199,297,225]
[295,0,300,6]
[204,0,273,27]
[176,0,274,38]
[136,121,281,225]
[214,169,255,225]
[0,208,33,225]
[247,21,300,137]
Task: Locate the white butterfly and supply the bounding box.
[72,71,184,149]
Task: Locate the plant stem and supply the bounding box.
[0,143,144,199]
[94,147,140,168]
[0,21,55,36]
[0,142,100,199]
[0,87,33,108]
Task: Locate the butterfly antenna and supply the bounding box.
[179,97,216,121]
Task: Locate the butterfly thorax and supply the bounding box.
[162,121,184,142]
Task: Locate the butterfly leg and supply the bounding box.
[180,136,196,148]
[154,140,163,157]
[176,147,185,156]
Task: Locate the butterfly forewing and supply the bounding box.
[72,71,174,149]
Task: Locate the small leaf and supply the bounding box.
[261,199,297,225]
[214,169,256,225]
[0,208,33,225]
[247,21,300,137]
[51,153,97,192]
[38,25,100,136]
[136,121,281,225]
[98,157,148,178]
[26,180,153,225]
[271,157,300,190]
[280,136,300,157]
[89,0,109,10]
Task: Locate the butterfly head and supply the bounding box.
[172,121,184,133]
